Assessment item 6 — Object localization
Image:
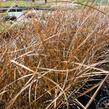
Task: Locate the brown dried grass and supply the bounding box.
[0,6,109,109]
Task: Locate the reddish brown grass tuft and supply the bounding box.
[0,6,109,109]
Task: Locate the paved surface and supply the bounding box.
[0,7,54,13]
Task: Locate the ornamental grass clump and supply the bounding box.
[0,6,109,109]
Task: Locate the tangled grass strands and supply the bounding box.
[1,5,109,108]
[6,79,37,109]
